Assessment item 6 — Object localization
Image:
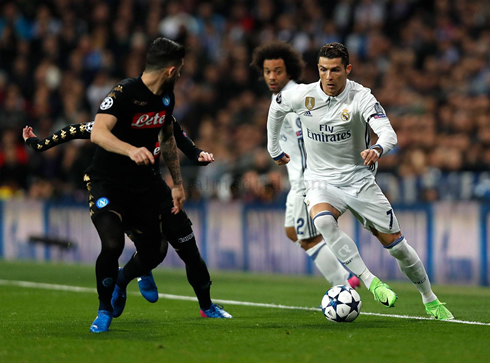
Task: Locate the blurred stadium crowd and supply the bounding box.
[0,0,489,203]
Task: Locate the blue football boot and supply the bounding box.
[137,271,159,303]
[200,304,233,318]
[90,310,113,333]
[111,284,127,318]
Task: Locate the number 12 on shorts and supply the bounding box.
[386,209,393,230]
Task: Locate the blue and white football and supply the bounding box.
[321,285,362,323]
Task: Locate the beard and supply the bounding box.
[161,73,179,90]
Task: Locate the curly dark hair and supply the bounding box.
[317,43,349,68]
[250,41,305,82]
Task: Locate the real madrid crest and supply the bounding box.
[305,97,315,110]
[341,108,350,121]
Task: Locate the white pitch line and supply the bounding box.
[1,279,489,326]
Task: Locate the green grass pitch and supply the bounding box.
[1,260,489,362]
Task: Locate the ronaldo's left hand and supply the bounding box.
[361,148,380,166]
[274,152,290,166]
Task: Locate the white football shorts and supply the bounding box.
[305,178,400,234]
[285,189,320,240]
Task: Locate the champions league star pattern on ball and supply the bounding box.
[321,285,362,323]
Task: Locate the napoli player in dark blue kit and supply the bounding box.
[83,38,230,333]
[23,115,231,324]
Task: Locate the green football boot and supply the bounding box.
[425,299,454,320]
[369,277,398,307]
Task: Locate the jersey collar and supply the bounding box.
[316,79,351,105]
[138,76,173,99]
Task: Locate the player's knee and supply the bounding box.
[299,235,323,251]
[386,237,408,258]
[312,212,338,235]
[145,245,168,269]
[376,230,403,247]
[101,241,124,258]
[100,235,125,257]
[175,239,201,264]
[138,236,169,269]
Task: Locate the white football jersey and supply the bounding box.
[275,81,307,194]
[268,79,397,187]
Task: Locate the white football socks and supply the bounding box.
[386,238,437,304]
[313,212,374,288]
[305,239,349,286]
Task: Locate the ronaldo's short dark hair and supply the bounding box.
[317,43,350,68]
[250,41,305,82]
[145,37,185,72]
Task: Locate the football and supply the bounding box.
[321,285,362,323]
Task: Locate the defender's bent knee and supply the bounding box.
[299,235,323,251]
[175,240,201,263]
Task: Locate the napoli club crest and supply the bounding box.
[96,197,109,209]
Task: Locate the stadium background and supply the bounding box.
[0,0,489,286]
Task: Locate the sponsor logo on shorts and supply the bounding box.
[131,111,167,129]
[177,232,194,243]
[96,197,109,209]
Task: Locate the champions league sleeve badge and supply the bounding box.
[162,95,171,106]
[276,93,282,104]
[374,102,386,117]
[85,121,94,133]
[100,97,114,110]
